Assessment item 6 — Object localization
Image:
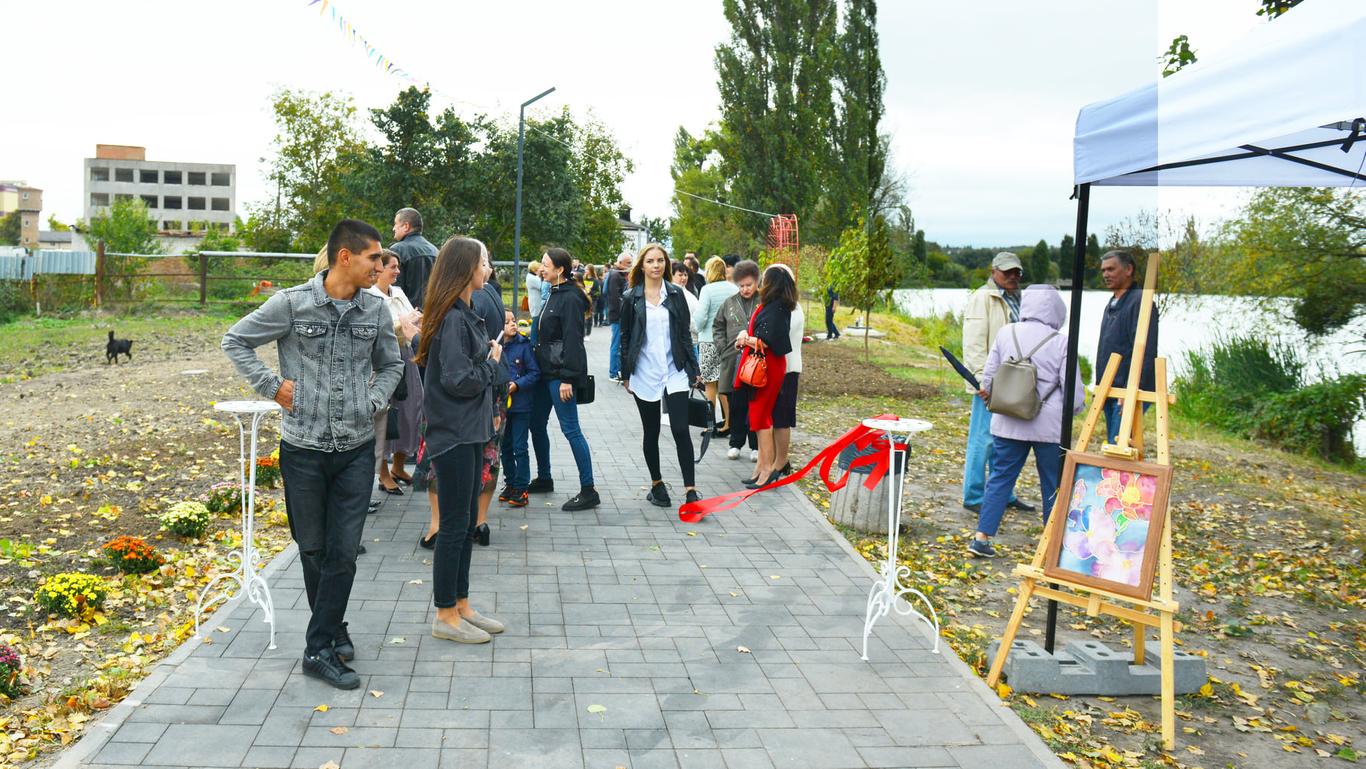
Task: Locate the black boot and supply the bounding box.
[562,486,601,511]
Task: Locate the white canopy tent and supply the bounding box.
[1045,0,1366,653]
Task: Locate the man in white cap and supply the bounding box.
[960,252,1031,514]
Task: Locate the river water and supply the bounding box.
[892,288,1366,454]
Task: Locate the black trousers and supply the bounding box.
[279,439,373,656]
[634,391,695,488]
[726,386,759,450]
[432,443,481,607]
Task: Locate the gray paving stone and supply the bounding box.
[241,745,298,768]
[341,746,440,769]
[142,724,259,766]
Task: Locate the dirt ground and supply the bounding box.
[0,315,294,766]
[793,336,1363,769]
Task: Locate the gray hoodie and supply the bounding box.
[980,285,1085,444]
[221,271,405,452]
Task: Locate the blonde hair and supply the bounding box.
[312,246,329,275]
[704,255,726,283]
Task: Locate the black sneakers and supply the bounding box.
[562,487,601,511]
[685,489,702,506]
[333,622,354,661]
[303,647,360,689]
[646,483,671,508]
[527,477,555,493]
[475,522,491,547]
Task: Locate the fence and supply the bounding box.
[0,242,316,312]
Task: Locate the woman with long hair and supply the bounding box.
[414,236,507,644]
[732,265,796,489]
[619,244,703,509]
[534,247,599,511]
[769,263,804,476]
[694,256,736,435]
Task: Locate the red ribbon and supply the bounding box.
[679,414,909,523]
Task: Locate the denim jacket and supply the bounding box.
[221,271,405,452]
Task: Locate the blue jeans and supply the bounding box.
[1103,399,1150,443]
[976,437,1062,538]
[547,379,594,488]
[962,396,1015,507]
[500,410,532,490]
[608,322,622,379]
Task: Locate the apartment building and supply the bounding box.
[0,181,43,248]
[83,145,235,233]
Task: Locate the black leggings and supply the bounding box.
[726,386,758,450]
[634,392,695,488]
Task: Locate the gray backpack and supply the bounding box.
[988,325,1060,420]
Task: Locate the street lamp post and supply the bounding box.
[511,86,556,314]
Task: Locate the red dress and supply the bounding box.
[735,304,787,431]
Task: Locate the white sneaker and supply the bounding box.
[726,447,740,460]
[749,450,759,462]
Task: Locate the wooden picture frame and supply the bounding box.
[1042,450,1174,601]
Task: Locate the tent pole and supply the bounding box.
[1047,182,1090,654]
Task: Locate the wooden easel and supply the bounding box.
[986,254,1183,749]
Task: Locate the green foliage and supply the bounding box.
[84,197,161,255]
[825,217,899,358]
[669,127,758,257]
[1161,35,1197,77]
[639,216,671,247]
[159,501,212,539]
[1030,239,1052,285]
[1257,0,1305,18]
[1253,374,1365,464]
[0,211,19,245]
[46,214,71,232]
[35,573,107,618]
[1174,336,1363,463]
[0,280,27,323]
[1059,234,1076,281]
[820,0,890,244]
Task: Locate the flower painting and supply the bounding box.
[1044,452,1172,600]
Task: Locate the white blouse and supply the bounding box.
[366,284,415,348]
[631,291,689,402]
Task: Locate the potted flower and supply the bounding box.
[102,535,164,574]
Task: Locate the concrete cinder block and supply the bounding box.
[987,639,1205,696]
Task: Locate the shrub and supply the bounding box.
[159,501,211,538]
[0,644,23,698]
[101,535,164,574]
[35,572,107,618]
[1174,335,1303,434]
[1253,374,1365,464]
[203,482,242,515]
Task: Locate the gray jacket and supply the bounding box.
[713,290,760,394]
[422,300,508,460]
[221,271,405,452]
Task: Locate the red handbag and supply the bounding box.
[737,343,768,388]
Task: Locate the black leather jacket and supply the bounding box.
[618,281,701,384]
[534,282,591,387]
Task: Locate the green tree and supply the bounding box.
[259,88,363,251]
[824,216,898,359]
[1085,233,1103,287]
[1030,239,1052,285]
[1160,34,1197,77]
[668,127,757,258]
[1058,234,1075,281]
[83,197,161,254]
[570,113,634,263]
[46,215,71,232]
[0,211,19,245]
[822,0,889,242]
[715,0,838,232]
[639,216,671,247]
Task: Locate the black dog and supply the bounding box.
[106,330,133,364]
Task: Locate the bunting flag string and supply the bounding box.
[306,0,414,81]
[678,415,908,524]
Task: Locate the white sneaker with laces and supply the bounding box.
[726,447,740,460]
[749,450,759,462]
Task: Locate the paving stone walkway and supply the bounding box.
[57,324,1062,769]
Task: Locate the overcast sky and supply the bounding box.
[7,0,1266,247]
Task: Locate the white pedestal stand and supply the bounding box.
[195,400,280,650]
[860,417,941,661]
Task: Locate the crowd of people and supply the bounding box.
[222,209,808,689]
[960,249,1157,558]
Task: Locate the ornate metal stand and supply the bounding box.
[860,417,941,661]
[196,400,280,649]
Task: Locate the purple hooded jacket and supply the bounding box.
[980,285,1086,444]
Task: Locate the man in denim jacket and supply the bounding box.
[221,219,403,689]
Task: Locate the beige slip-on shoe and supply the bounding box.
[463,609,504,635]
[432,617,491,644]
